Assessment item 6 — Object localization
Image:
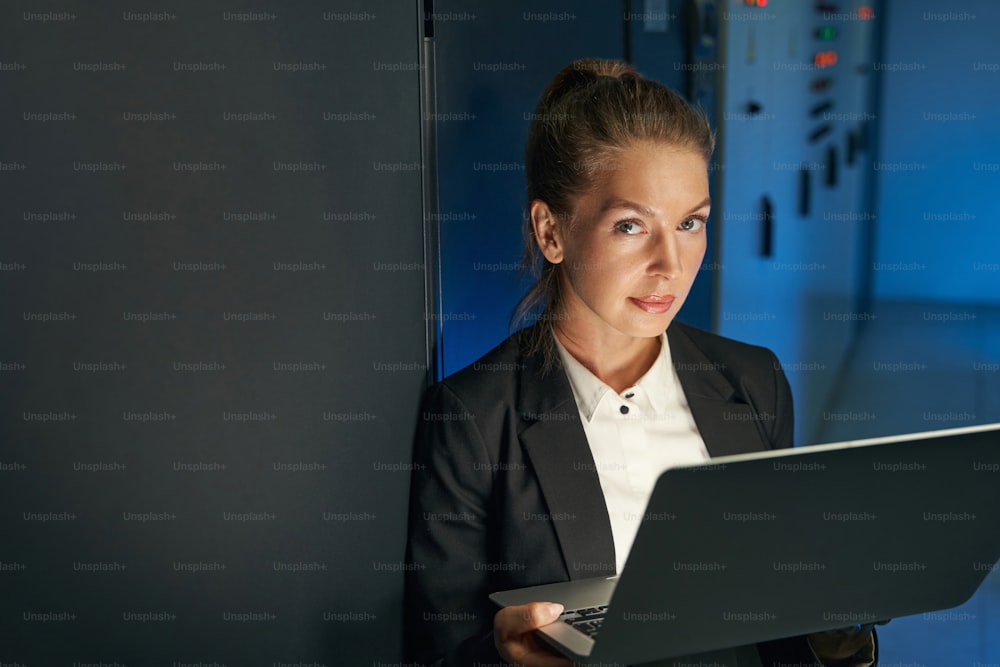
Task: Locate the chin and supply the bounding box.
[621,316,676,339]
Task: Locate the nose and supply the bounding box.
[647,230,684,280]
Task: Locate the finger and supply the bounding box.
[495,603,574,667]
[818,622,875,637]
[497,602,565,637]
[808,628,874,661]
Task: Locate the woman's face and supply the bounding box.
[536,141,710,343]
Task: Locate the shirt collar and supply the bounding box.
[555,332,675,422]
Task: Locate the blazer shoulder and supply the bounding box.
[427,330,533,410]
[670,321,780,369]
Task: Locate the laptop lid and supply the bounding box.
[493,423,1000,665]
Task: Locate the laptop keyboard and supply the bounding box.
[560,605,608,638]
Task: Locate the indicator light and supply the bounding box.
[816,26,837,40]
[858,5,875,20]
[814,50,838,68]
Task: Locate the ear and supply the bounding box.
[530,199,565,264]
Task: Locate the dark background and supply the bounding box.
[2,2,427,665]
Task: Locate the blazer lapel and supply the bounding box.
[516,349,617,579]
[667,325,773,457]
[513,324,774,580]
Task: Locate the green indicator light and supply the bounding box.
[816,26,838,40]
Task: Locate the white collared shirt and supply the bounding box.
[555,333,710,574]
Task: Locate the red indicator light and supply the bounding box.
[757,0,768,6]
[858,5,875,20]
[814,50,838,68]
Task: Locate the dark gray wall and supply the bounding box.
[1,3,426,664]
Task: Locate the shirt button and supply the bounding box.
[620,405,629,415]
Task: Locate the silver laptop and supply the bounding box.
[490,423,1000,666]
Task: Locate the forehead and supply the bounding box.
[581,141,709,212]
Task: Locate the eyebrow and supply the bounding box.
[600,197,711,218]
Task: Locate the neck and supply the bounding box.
[553,322,662,394]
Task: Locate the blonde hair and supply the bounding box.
[513,58,715,367]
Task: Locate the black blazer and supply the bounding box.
[404,322,860,666]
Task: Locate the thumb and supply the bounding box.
[533,601,565,626]
[507,601,565,634]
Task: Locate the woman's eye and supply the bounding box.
[615,220,641,235]
[679,217,706,232]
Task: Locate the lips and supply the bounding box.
[629,294,675,314]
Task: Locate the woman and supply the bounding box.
[405,59,877,667]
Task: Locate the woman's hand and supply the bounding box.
[494,602,575,667]
[807,623,879,664]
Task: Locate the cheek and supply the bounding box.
[683,238,708,272]
[564,238,615,282]
[563,252,632,305]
